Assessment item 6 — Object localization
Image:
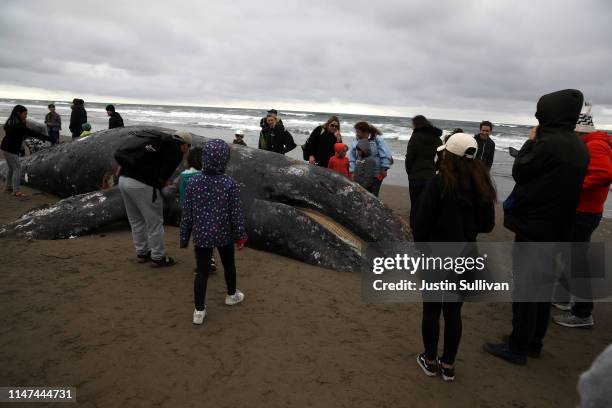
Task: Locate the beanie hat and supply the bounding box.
[172,130,193,145]
[575,101,596,133]
[81,122,91,131]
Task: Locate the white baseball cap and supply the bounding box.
[234,129,244,136]
[437,133,478,159]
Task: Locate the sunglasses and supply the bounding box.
[329,123,339,128]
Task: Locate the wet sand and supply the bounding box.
[1,184,611,407]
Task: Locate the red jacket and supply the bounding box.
[577,131,612,214]
[328,143,349,177]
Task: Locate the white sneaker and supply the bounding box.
[193,308,206,325]
[225,290,245,305]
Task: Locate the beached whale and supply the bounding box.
[0,126,412,272]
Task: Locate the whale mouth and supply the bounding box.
[294,207,364,251]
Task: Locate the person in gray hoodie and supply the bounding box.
[353,139,377,194]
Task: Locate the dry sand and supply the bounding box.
[1,184,611,407]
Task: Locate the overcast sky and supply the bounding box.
[1,0,611,127]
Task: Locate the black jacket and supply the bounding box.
[405,124,443,180]
[1,122,52,154]
[258,125,296,155]
[118,139,184,189]
[303,125,338,167]
[69,105,87,134]
[413,174,495,242]
[475,135,495,168]
[503,89,589,242]
[109,112,124,129]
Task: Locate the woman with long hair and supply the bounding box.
[348,121,393,196]
[412,133,496,382]
[303,115,342,167]
[1,105,53,197]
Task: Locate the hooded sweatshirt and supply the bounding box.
[327,143,349,177]
[474,134,495,168]
[576,131,612,214]
[69,104,87,135]
[405,123,443,180]
[108,112,124,129]
[180,139,247,248]
[503,89,589,241]
[353,139,377,193]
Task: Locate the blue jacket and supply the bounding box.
[179,139,247,248]
[348,136,393,174]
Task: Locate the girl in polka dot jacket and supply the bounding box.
[180,139,248,325]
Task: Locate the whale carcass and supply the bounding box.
[0,126,412,272]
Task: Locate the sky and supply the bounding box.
[1,0,611,127]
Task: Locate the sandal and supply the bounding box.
[136,251,151,264]
[13,191,27,197]
[150,256,177,268]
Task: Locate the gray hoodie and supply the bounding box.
[354,139,377,193]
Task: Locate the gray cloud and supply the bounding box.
[1,0,611,125]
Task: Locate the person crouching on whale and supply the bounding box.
[115,129,191,267]
[180,139,248,325]
[412,133,496,382]
[1,105,54,197]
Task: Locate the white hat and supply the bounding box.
[575,101,596,133]
[437,133,478,159]
[172,130,192,145]
[234,129,244,136]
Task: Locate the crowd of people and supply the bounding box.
[1,90,612,394]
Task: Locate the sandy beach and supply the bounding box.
[0,183,610,407]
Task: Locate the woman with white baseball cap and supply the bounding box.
[412,133,497,382]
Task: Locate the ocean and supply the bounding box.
[1,98,609,217]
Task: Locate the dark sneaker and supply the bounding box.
[501,335,541,358]
[483,343,527,366]
[437,359,455,382]
[416,353,438,377]
[137,251,151,263]
[150,256,177,268]
[553,313,594,328]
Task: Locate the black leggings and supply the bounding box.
[194,244,237,311]
[422,302,463,365]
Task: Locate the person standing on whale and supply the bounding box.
[114,129,192,267]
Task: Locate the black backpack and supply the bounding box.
[114,129,175,188]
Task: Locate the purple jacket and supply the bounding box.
[179,139,247,248]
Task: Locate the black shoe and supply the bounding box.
[501,335,541,358]
[150,256,177,268]
[483,343,527,366]
[416,353,438,377]
[437,359,455,382]
[136,250,151,263]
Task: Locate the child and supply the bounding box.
[413,133,495,382]
[80,123,92,138]
[353,140,377,193]
[177,146,217,272]
[327,142,349,177]
[232,130,247,146]
[179,147,203,204]
[180,139,247,325]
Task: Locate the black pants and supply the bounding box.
[194,243,237,311]
[422,302,463,365]
[48,129,60,144]
[510,301,550,355]
[510,236,554,356]
[409,178,430,227]
[571,212,602,318]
